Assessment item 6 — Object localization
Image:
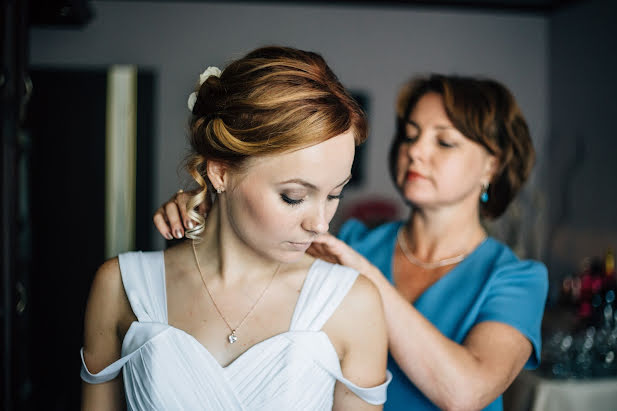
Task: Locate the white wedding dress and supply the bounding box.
[81,251,391,410]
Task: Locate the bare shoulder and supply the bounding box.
[342,273,384,315]
[83,257,133,373]
[88,257,135,316]
[324,272,386,355]
[326,271,388,399]
[90,257,122,297]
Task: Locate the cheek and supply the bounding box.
[325,201,340,223]
[395,146,409,186]
[229,188,286,237]
[437,153,484,189]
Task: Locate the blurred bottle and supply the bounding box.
[578,258,595,321]
[604,248,616,292]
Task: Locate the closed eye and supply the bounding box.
[281,193,304,206]
[402,134,418,143]
[438,140,455,148]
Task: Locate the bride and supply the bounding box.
[80,46,390,410]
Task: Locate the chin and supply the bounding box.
[274,251,307,265]
[266,246,307,262]
[400,188,430,204]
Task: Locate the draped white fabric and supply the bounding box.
[81,252,391,410]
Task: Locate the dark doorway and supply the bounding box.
[19,67,155,410]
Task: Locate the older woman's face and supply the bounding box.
[223,130,356,263]
[395,92,496,211]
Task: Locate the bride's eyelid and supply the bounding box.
[328,184,348,200]
[327,193,344,200]
[280,193,304,205]
[280,189,306,199]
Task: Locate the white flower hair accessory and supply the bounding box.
[187,66,222,112]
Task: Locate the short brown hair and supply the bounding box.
[186,46,367,236]
[389,74,535,219]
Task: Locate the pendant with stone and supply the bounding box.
[228,330,238,344]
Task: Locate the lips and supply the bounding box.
[407,170,427,180]
[288,241,313,250]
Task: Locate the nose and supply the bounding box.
[302,204,329,235]
[406,134,428,162]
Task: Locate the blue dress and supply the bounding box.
[338,219,548,411]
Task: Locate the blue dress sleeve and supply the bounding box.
[476,259,548,368]
[336,218,369,243]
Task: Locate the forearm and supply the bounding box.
[368,270,516,410]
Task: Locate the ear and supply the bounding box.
[482,154,499,184]
[206,160,229,191]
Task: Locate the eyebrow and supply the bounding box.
[405,119,454,131]
[280,175,352,190]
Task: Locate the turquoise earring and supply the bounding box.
[480,183,489,203]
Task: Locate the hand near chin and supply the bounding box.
[307,233,383,282]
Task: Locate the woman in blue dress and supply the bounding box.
[154,74,548,410]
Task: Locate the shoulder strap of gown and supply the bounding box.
[118,251,168,323]
[327,365,392,405]
[289,259,358,332]
[297,331,393,405]
[81,251,168,384]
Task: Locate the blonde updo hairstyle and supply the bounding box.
[185,46,367,238]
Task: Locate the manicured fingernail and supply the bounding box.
[165,233,173,240]
[188,221,194,229]
[174,229,182,239]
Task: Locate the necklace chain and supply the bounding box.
[191,239,280,344]
[397,228,470,270]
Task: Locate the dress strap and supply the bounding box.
[297,331,392,405]
[81,322,170,384]
[290,259,358,332]
[335,369,393,405]
[80,347,134,384]
[118,251,168,323]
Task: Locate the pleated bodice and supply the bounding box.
[81,251,391,410]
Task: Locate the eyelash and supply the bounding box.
[280,193,344,206]
[281,194,303,205]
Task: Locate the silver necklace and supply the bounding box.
[192,240,279,344]
[397,228,470,270]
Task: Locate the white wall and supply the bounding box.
[30,1,548,250]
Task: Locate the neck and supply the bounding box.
[195,200,281,285]
[404,201,486,262]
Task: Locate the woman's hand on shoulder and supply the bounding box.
[81,258,131,410]
[331,275,388,410]
[152,188,206,240]
[308,233,381,282]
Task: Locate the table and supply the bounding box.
[504,370,617,411]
